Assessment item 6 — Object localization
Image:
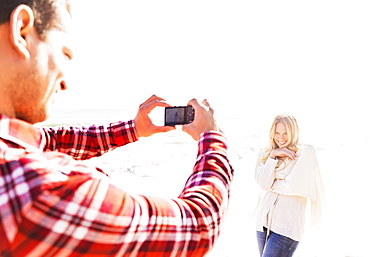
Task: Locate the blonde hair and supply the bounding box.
[260,114,300,166]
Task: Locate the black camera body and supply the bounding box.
[164,106,195,126]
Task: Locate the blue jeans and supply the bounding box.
[257,228,299,257]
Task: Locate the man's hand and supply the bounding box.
[182,99,222,141]
[135,95,175,138]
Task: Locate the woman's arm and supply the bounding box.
[255,150,278,191]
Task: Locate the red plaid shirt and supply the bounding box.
[0,114,233,256]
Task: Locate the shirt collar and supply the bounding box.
[0,114,44,151]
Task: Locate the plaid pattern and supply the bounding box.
[42,119,138,160]
[0,114,233,256]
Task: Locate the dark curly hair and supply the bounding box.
[0,0,71,39]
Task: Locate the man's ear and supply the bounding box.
[9,5,35,59]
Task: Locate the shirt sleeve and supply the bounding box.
[41,120,139,160]
[272,146,321,199]
[255,150,278,191]
[8,131,233,256]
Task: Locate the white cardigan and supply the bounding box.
[255,144,324,241]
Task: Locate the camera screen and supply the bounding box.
[165,107,186,124]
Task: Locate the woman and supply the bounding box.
[255,115,324,257]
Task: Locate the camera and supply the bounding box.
[165,106,195,126]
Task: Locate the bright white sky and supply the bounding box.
[55,0,370,143]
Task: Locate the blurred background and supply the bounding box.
[48,1,370,256]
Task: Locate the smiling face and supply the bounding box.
[274,122,289,148]
[267,115,300,152]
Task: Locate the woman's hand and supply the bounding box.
[135,95,175,138]
[270,148,297,160]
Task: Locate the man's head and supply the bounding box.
[0,0,73,124]
[0,0,72,39]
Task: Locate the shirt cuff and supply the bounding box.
[265,155,279,167]
[198,131,228,156]
[129,120,140,141]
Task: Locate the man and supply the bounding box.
[0,1,234,256]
